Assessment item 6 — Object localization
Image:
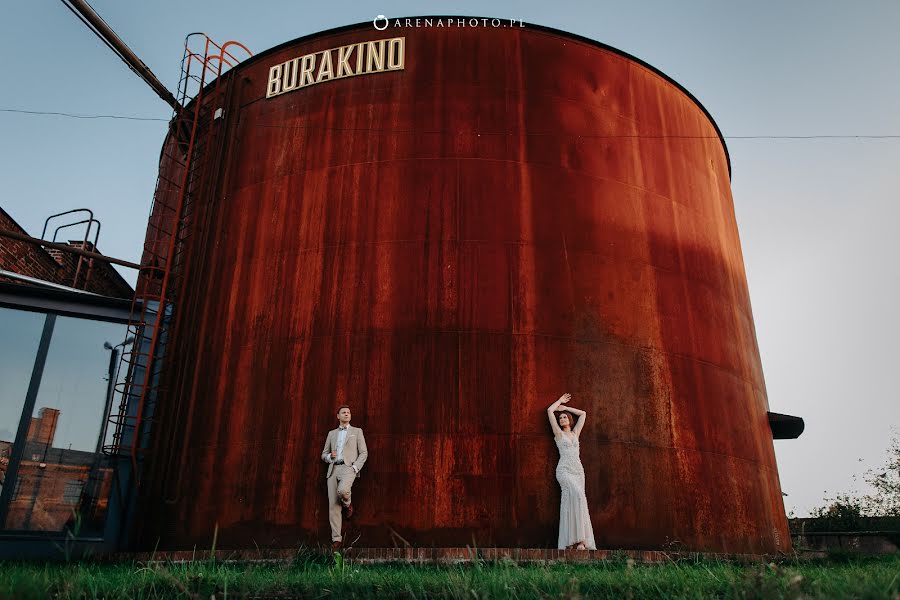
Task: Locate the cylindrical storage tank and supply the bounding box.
[137,19,789,554]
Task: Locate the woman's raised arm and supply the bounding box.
[547,393,571,437]
[566,406,587,436]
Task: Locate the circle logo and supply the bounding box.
[373,15,389,31]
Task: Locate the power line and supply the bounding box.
[0,108,167,122]
[2,107,900,139]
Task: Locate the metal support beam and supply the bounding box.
[0,314,56,529]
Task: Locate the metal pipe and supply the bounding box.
[61,0,180,112]
[0,228,140,269]
[76,343,122,528]
[0,269,103,295]
[101,346,121,452]
[98,337,134,456]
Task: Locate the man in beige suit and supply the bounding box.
[321,405,368,549]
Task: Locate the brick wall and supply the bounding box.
[0,207,133,299]
[0,208,67,284]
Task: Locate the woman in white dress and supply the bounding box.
[547,392,596,550]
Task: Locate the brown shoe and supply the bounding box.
[343,503,354,519]
[332,540,342,550]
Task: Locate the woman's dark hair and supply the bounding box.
[556,411,573,428]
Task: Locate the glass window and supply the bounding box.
[3,315,128,535]
[0,307,47,498]
[62,480,83,505]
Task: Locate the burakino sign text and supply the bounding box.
[266,37,405,99]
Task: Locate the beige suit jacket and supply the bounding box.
[321,425,368,479]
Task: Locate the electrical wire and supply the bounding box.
[0,108,167,121]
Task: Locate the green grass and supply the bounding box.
[0,555,897,599]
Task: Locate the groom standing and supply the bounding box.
[321,405,368,549]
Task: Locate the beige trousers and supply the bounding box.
[327,465,356,541]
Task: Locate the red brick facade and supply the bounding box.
[0,207,133,299]
[26,408,59,447]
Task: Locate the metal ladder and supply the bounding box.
[103,35,251,490]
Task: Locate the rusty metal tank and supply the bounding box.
[136,19,790,554]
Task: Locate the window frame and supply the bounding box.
[0,283,134,554]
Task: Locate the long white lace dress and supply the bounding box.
[555,433,596,549]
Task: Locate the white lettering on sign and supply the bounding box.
[266,37,405,99]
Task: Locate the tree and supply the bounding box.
[861,428,900,517]
[809,494,864,531]
[806,429,900,532]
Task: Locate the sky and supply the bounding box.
[1,0,898,517]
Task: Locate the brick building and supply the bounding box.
[0,207,133,299]
[0,206,131,542]
[26,408,60,447]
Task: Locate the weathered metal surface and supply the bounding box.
[137,21,790,554]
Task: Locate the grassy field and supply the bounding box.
[0,554,897,599]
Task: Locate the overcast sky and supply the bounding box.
[1,0,898,517]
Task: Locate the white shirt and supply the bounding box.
[335,426,349,463]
